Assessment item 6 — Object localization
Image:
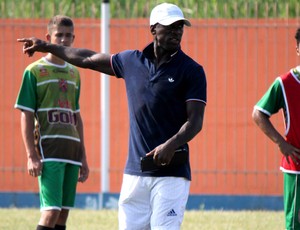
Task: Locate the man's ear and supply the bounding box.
[150,25,156,35]
[46,33,51,42]
[297,45,300,56]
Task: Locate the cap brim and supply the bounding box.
[159,17,191,27]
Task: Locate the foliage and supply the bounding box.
[0,0,299,19]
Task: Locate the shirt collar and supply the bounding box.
[291,66,300,80]
[142,42,180,61]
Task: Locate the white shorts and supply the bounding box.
[118,174,190,230]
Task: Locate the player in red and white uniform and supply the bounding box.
[253,27,300,230]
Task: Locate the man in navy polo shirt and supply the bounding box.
[18,3,207,229]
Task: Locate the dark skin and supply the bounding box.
[18,20,205,166]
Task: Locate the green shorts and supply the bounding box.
[38,161,80,211]
[284,173,300,230]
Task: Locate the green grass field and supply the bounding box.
[0,208,284,230]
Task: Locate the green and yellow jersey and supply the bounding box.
[15,57,83,165]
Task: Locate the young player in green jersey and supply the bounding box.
[252,27,300,230]
[15,15,89,230]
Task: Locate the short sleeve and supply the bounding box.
[255,78,285,116]
[185,64,207,104]
[15,69,37,112]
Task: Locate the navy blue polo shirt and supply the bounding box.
[111,42,206,180]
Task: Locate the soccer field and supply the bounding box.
[0,208,284,230]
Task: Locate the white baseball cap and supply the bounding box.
[150,3,191,27]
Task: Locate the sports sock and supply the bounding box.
[36,225,54,230]
[54,225,66,230]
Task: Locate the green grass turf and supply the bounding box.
[0,208,284,230]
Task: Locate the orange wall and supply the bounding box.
[1,18,299,195]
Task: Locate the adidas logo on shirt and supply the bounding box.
[167,209,177,216]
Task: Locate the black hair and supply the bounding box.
[295,27,300,45]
